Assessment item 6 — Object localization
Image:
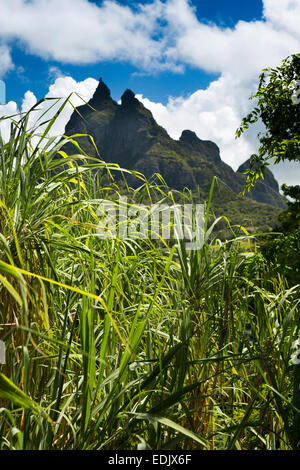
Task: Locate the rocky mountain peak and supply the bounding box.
[180,130,200,144]
[89,77,112,108]
[121,89,140,109]
[63,80,286,211]
[179,129,221,165]
[237,158,279,192]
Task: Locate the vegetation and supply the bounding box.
[236,53,300,215]
[236,52,300,296]
[237,54,300,444]
[0,95,299,451]
[64,79,286,213]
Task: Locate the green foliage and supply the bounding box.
[0,103,299,450]
[236,54,300,168]
[64,79,286,213]
[259,231,300,287]
[236,53,300,292]
[276,185,300,233]
[236,53,300,235]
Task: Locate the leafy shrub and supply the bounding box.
[259,231,300,287]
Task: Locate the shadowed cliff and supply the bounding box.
[63,78,286,214]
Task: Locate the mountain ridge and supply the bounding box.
[63,78,286,212]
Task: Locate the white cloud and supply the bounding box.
[0,0,181,73]
[0,0,299,186]
[0,71,299,188]
[162,0,300,77]
[0,0,299,76]
[0,100,18,141]
[137,74,300,188]
[22,91,37,112]
[136,74,259,171]
[43,76,98,137]
[131,0,299,185]
[48,66,65,82]
[263,0,300,38]
[0,76,98,142]
[0,44,14,78]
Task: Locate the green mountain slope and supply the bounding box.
[63,78,286,230]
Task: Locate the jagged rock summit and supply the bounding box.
[121,89,140,109]
[89,77,112,106]
[64,79,286,209]
[179,130,221,165]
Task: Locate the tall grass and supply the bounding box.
[0,101,299,450]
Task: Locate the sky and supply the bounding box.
[0,0,299,187]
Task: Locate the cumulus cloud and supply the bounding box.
[136,75,259,170]
[137,87,300,188]
[263,0,300,38]
[42,76,98,137]
[48,66,66,82]
[0,76,98,142]
[0,0,299,186]
[0,0,181,73]
[22,91,38,112]
[132,0,299,185]
[162,0,300,77]
[0,0,299,76]
[0,100,18,141]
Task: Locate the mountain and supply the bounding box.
[63,78,286,227]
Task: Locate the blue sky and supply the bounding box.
[0,0,299,186]
[3,0,264,105]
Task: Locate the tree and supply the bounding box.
[237,54,300,448]
[236,54,300,233]
[277,184,300,233]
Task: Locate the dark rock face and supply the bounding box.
[89,77,112,107]
[179,130,221,165]
[63,79,286,209]
[121,89,140,109]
